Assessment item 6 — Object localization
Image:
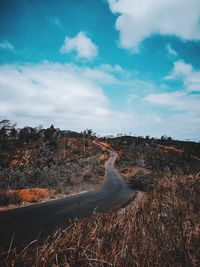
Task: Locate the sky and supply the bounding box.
[0,0,200,140]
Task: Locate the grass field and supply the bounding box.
[1,173,199,267]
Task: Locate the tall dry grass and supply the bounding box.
[1,174,200,267]
[14,188,49,202]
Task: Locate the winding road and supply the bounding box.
[0,144,134,250]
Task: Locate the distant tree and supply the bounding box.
[0,126,7,140]
[46,126,61,147]
[146,135,150,140]
[10,127,18,139]
[0,119,11,128]
[37,124,43,131]
[44,125,54,140]
[18,127,37,145]
[0,120,18,151]
[0,120,15,165]
[0,119,12,139]
[161,135,172,144]
[81,129,95,155]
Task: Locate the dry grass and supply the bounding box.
[158,144,184,154]
[120,167,150,180]
[13,188,49,203]
[0,188,50,209]
[158,145,200,162]
[97,141,111,149]
[2,174,200,267]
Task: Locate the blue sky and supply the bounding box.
[0,0,200,140]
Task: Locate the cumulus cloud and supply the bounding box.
[143,58,200,139]
[145,91,200,112]
[107,0,200,51]
[60,32,98,60]
[144,90,200,139]
[165,60,200,91]
[0,62,137,134]
[0,40,15,52]
[0,61,199,139]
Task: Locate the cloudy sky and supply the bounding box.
[0,0,200,140]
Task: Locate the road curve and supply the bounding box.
[0,145,134,250]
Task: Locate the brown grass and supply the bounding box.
[2,174,200,267]
[158,144,184,154]
[11,188,49,203]
[158,144,200,162]
[97,141,111,149]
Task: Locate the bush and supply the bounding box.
[16,188,49,202]
[0,191,22,206]
[128,173,155,192]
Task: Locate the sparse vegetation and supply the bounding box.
[1,174,199,266]
[13,188,49,203]
[1,123,200,266]
[108,135,200,192]
[0,190,22,206]
[0,121,109,207]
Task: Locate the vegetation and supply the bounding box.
[107,135,200,192]
[0,120,108,207]
[0,122,200,266]
[0,191,22,206]
[12,188,49,203]
[1,174,199,266]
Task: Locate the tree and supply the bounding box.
[10,127,18,139]
[81,129,95,155]
[0,119,12,139]
[18,127,37,144]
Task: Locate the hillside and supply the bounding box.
[0,123,109,208]
[0,124,200,266]
[1,135,200,266]
[108,135,200,192]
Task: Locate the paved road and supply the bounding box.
[0,147,134,250]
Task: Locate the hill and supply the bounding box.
[0,122,108,208]
[0,122,200,266]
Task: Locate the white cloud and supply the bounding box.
[0,61,199,139]
[166,44,178,57]
[60,32,98,60]
[144,91,200,139]
[0,62,137,134]
[0,40,15,52]
[49,16,62,27]
[165,60,200,91]
[145,91,200,112]
[79,66,118,85]
[143,59,200,139]
[107,0,200,51]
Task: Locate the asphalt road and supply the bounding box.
[0,148,134,250]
